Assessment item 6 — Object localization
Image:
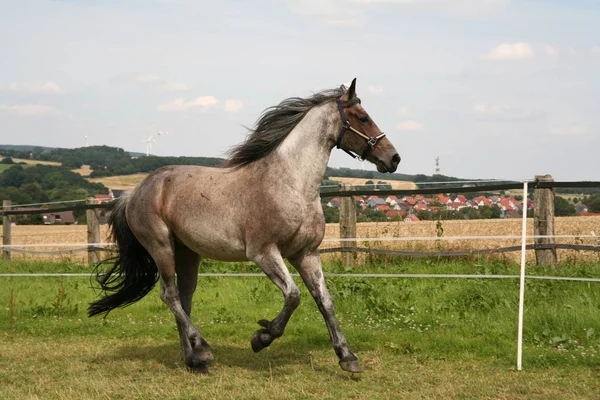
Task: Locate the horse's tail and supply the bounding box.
[88,191,159,317]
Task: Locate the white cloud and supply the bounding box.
[551,125,587,136]
[482,42,534,61]
[544,45,558,57]
[367,85,384,95]
[5,81,63,94]
[396,120,424,131]
[160,82,190,92]
[0,104,68,117]
[157,96,219,112]
[224,99,244,112]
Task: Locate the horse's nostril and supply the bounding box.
[392,154,401,164]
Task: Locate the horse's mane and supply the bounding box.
[223,87,344,168]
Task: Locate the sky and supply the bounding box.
[1,0,599,181]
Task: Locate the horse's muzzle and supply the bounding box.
[376,153,401,173]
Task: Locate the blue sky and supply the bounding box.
[1,0,599,180]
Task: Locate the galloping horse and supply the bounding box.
[89,78,400,374]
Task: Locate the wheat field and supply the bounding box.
[5,216,600,264]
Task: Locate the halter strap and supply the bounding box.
[336,97,386,161]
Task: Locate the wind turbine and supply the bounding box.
[150,124,171,156]
[141,134,155,156]
[84,135,89,147]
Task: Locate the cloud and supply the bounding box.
[5,81,63,94]
[367,85,384,95]
[396,120,424,131]
[591,46,600,54]
[157,96,219,112]
[551,125,587,136]
[472,103,541,121]
[482,42,534,61]
[544,45,558,57]
[160,82,190,92]
[224,99,244,112]
[0,104,68,117]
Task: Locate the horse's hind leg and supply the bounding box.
[139,230,209,373]
[289,252,361,374]
[248,246,301,352]
[175,239,213,364]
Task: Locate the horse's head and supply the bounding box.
[335,78,400,173]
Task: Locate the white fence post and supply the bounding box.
[517,181,529,371]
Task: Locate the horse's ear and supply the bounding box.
[347,78,357,99]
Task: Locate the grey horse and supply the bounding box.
[88,78,400,374]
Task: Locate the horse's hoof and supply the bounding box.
[185,357,209,374]
[251,331,266,352]
[195,346,214,362]
[339,359,362,373]
[189,365,210,375]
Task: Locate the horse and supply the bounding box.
[88,78,400,375]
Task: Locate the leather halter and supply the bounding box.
[336,97,386,161]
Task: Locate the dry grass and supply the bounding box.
[1,336,598,400]
[7,216,600,263]
[328,176,417,190]
[71,164,93,176]
[87,173,149,190]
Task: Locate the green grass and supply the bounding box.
[1,258,600,399]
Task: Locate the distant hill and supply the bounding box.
[0,144,146,157]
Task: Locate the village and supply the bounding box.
[324,192,589,222]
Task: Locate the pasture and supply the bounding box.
[1,258,599,399]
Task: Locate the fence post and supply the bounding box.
[533,174,557,265]
[339,184,357,267]
[3,200,11,260]
[86,197,101,264]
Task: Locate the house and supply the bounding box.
[403,196,417,206]
[376,204,391,212]
[94,194,112,203]
[109,189,125,198]
[404,214,420,222]
[434,194,449,204]
[386,210,403,219]
[504,210,521,219]
[326,198,340,208]
[367,198,387,208]
[42,211,76,225]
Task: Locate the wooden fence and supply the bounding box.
[2,175,600,265]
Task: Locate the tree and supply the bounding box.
[1,157,13,164]
[588,197,600,213]
[555,196,576,216]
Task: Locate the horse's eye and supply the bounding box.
[358,116,369,124]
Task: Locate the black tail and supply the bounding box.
[88,192,159,317]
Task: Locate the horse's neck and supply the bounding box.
[271,102,337,198]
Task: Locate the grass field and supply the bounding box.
[87,173,149,190]
[1,259,600,399]
[327,176,417,190]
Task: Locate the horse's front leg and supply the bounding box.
[289,252,361,374]
[248,247,301,351]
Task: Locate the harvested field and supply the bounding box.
[87,173,148,190]
[328,176,417,189]
[6,216,600,263]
